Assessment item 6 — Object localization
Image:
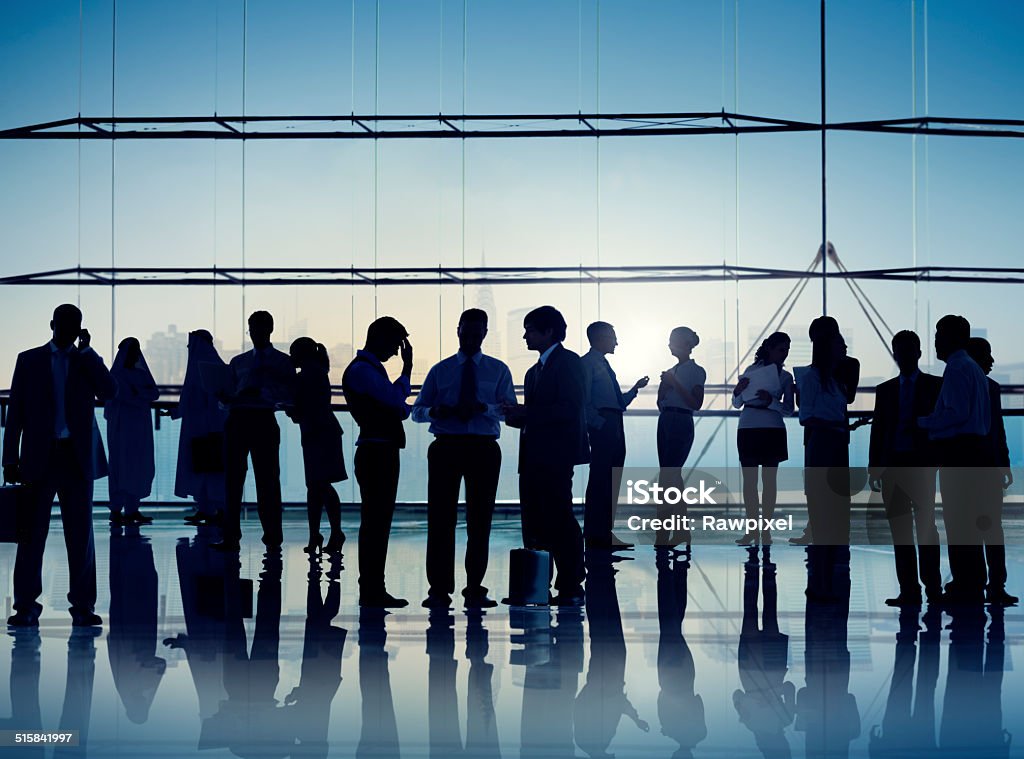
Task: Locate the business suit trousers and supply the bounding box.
[426,435,501,598]
[519,462,585,594]
[354,443,401,597]
[937,435,989,603]
[881,459,941,597]
[584,411,626,542]
[224,409,282,546]
[14,440,97,618]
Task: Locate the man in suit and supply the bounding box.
[918,315,991,606]
[342,316,413,608]
[3,304,116,627]
[214,311,295,553]
[581,321,648,549]
[503,306,589,605]
[868,330,943,607]
[966,337,1017,606]
[412,309,516,610]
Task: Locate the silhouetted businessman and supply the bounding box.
[342,316,413,608]
[967,337,1017,607]
[918,315,990,606]
[4,304,116,628]
[503,306,589,606]
[0,630,43,759]
[216,310,295,552]
[868,330,943,607]
[413,308,516,609]
[581,321,648,549]
[464,611,501,758]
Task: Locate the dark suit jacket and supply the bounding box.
[516,344,590,471]
[986,378,1010,468]
[3,344,116,482]
[868,372,942,469]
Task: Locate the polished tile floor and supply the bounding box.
[0,515,1020,758]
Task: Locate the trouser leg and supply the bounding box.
[426,439,462,597]
[463,439,500,594]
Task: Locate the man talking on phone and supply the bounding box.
[3,304,117,627]
[342,316,414,608]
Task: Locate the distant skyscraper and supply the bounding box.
[144,324,189,384]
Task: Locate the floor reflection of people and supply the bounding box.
[286,555,348,759]
[200,550,290,757]
[357,609,401,758]
[734,547,793,759]
[108,526,166,724]
[164,531,229,727]
[520,608,584,758]
[55,628,99,759]
[426,610,462,756]
[796,557,859,758]
[575,552,648,757]
[940,608,1011,758]
[869,607,940,757]
[1,630,43,759]
[656,548,707,758]
[465,611,501,758]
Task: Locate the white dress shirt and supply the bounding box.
[412,350,516,437]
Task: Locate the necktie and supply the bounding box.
[605,358,626,410]
[457,356,478,420]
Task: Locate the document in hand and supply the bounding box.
[199,361,234,396]
[740,363,782,403]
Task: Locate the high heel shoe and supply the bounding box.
[324,531,346,553]
[735,530,758,546]
[303,534,324,555]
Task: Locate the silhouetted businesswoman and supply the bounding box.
[868,330,943,607]
[342,316,413,608]
[966,336,1017,607]
[918,315,990,606]
[3,304,116,628]
[503,306,589,606]
[413,308,516,610]
[581,321,648,549]
[215,310,295,552]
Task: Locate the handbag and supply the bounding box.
[505,548,551,606]
[0,484,30,543]
[190,432,225,474]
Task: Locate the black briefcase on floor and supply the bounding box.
[0,485,29,543]
[505,548,551,606]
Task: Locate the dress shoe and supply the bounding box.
[71,611,103,627]
[125,512,154,525]
[462,590,498,609]
[885,594,923,608]
[421,593,453,609]
[6,612,38,628]
[986,587,1019,606]
[549,589,585,607]
[735,530,758,546]
[360,592,409,609]
[789,533,812,546]
[210,540,241,553]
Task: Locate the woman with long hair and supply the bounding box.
[732,332,794,545]
[106,337,159,525]
[288,337,348,554]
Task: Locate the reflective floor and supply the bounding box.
[0,516,1020,758]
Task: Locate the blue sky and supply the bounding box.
[1,1,1023,387]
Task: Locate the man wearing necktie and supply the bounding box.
[868,331,943,607]
[581,322,649,549]
[3,304,117,628]
[502,306,590,606]
[412,309,516,609]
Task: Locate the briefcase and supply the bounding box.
[505,548,551,606]
[0,484,30,543]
